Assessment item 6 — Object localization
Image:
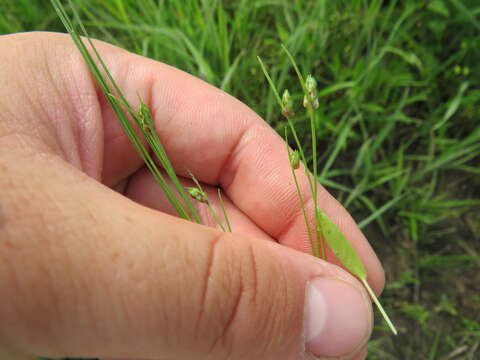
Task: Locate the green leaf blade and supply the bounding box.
[316,211,397,335]
[316,210,367,279]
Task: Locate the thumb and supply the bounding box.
[0,158,372,360]
[103,220,373,360]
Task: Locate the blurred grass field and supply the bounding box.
[1,0,479,359]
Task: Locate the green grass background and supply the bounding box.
[1,0,480,359]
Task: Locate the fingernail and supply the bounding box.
[304,277,372,357]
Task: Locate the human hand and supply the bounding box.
[0,32,384,360]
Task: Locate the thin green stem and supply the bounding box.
[257,56,314,197]
[207,202,226,232]
[256,56,282,105]
[51,0,202,223]
[361,277,398,336]
[55,1,183,218]
[285,119,314,192]
[307,102,322,258]
[71,0,201,223]
[286,136,315,257]
[257,55,320,257]
[138,102,202,223]
[281,44,306,95]
[218,189,232,232]
[281,45,324,259]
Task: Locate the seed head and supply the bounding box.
[281,89,295,118]
[303,95,319,110]
[186,187,208,203]
[305,74,317,94]
[303,74,319,110]
[137,102,153,134]
[289,149,300,170]
[281,89,295,119]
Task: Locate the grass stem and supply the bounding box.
[286,136,315,257]
[361,277,398,336]
[51,0,203,223]
[218,189,232,232]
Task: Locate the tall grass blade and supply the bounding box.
[51,0,202,223]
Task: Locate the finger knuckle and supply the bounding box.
[197,235,296,359]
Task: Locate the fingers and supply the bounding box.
[125,166,273,242]
[89,33,385,292]
[0,32,384,293]
[0,150,372,360]
[100,36,384,292]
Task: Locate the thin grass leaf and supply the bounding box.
[220,50,245,91]
[51,0,202,223]
[320,115,356,178]
[218,188,232,232]
[433,81,469,131]
[73,12,201,222]
[358,195,403,229]
[317,81,356,99]
[316,210,367,279]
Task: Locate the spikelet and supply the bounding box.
[303,74,319,110]
[186,187,208,203]
[281,89,295,119]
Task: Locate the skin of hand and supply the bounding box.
[0,32,385,360]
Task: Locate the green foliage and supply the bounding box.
[316,211,367,279]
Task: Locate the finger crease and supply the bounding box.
[217,122,254,190]
[195,231,222,335]
[208,280,243,360]
[275,191,314,241]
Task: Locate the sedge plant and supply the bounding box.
[50,0,231,232]
[258,47,398,336]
